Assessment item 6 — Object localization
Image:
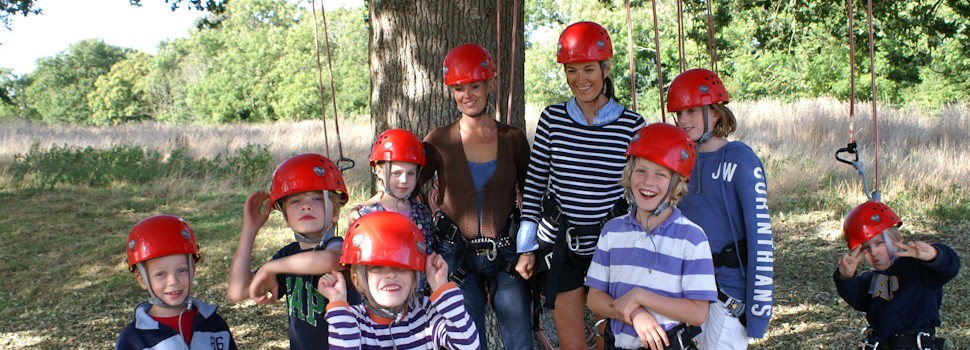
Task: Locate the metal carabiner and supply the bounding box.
[565,226,581,252]
[917,331,931,350]
[485,239,498,261]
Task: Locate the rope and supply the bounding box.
[847,0,856,144]
[506,0,520,125]
[705,0,718,72]
[625,0,638,112]
[495,0,504,123]
[676,0,686,72]
[309,0,331,159]
[865,0,880,192]
[650,0,665,122]
[319,3,352,171]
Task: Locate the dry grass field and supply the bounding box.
[0,99,967,349]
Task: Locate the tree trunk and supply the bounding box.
[369,0,526,138]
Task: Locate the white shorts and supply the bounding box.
[696,302,749,350]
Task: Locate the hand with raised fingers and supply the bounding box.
[838,246,864,279]
[317,272,347,302]
[243,191,272,234]
[893,240,938,262]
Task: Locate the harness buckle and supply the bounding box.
[723,296,744,318]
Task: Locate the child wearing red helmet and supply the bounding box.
[319,211,480,349]
[666,68,774,348]
[353,129,433,254]
[226,153,358,349]
[118,215,237,350]
[585,123,717,350]
[835,201,959,349]
[515,21,646,349]
[351,128,435,293]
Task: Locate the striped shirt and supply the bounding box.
[325,282,479,350]
[518,101,644,255]
[585,208,717,349]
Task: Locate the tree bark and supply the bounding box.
[369,0,526,138]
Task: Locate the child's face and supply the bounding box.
[283,191,335,237]
[860,232,894,271]
[365,265,415,309]
[450,80,489,117]
[629,157,674,213]
[376,162,419,198]
[137,254,192,307]
[675,106,720,142]
[564,61,606,104]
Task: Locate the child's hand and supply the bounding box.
[317,272,347,302]
[249,269,279,304]
[631,309,668,350]
[611,288,645,325]
[894,241,938,261]
[243,191,272,232]
[838,246,864,279]
[425,253,449,291]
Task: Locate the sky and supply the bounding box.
[0,0,362,76]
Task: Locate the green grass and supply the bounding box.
[1,111,968,348]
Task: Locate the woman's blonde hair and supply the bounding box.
[619,157,690,208]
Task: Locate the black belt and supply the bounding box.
[433,210,523,285]
[861,329,945,350]
[602,322,701,350]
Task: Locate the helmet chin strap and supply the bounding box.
[883,230,898,262]
[696,106,715,144]
[378,162,416,201]
[137,256,195,310]
[651,177,680,216]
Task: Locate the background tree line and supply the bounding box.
[1,0,968,126]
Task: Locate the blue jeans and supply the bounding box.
[437,239,534,350]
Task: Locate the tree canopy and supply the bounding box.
[1,0,968,124]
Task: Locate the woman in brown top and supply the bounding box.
[420,43,533,350]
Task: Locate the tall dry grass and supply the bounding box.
[3,99,967,208]
[0,118,376,198]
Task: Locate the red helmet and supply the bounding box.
[341,211,426,272]
[369,129,426,167]
[269,154,348,207]
[626,123,697,180]
[843,201,902,250]
[557,21,613,64]
[443,44,496,86]
[126,215,201,271]
[666,68,730,112]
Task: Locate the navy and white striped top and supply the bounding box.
[325,283,479,349]
[517,100,644,256]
